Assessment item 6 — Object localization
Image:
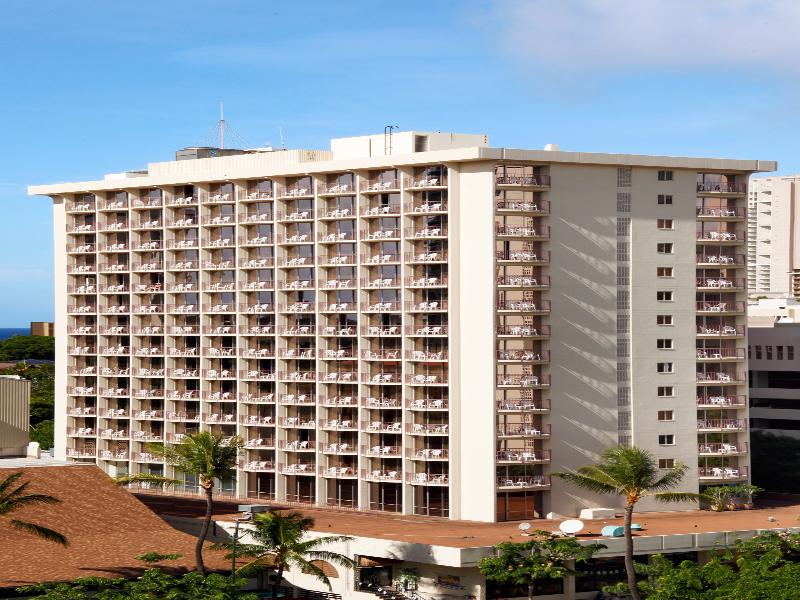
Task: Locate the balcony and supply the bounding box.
[132,197,163,209]
[277,325,313,336]
[365,397,403,409]
[242,190,274,201]
[167,390,200,400]
[133,410,164,420]
[203,369,235,379]
[278,417,316,429]
[324,395,356,407]
[496,300,551,314]
[240,348,275,359]
[67,243,96,254]
[320,182,356,196]
[696,182,747,195]
[496,423,551,438]
[696,277,746,290]
[203,261,235,272]
[696,348,745,361]
[496,398,551,413]
[405,350,447,363]
[243,370,278,381]
[406,276,447,289]
[166,195,196,207]
[166,304,198,314]
[67,427,96,438]
[241,393,276,404]
[361,179,400,193]
[364,421,403,434]
[497,350,549,363]
[280,279,315,291]
[496,225,549,239]
[363,444,401,457]
[696,372,746,385]
[496,250,549,265]
[404,325,446,337]
[698,442,747,456]
[320,419,358,431]
[696,301,745,314]
[131,431,163,442]
[405,251,447,264]
[205,413,238,424]
[360,229,399,241]
[406,175,447,190]
[363,373,402,385]
[166,412,201,423]
[131,219,161,230]
[364,301,401,313]
[68,264,97,274]
[697,419,747,432]
[409,448,449,461]
[407,423,449,436]
[99,428,129,440]
[276,210,313,223]
[496,199,549,213]
[320,372,357,384]
[696,206,746,220]
[408,473,449,486]
[496,275,549,289]
[99,450,129,461]
[67,223,96,234]
[361,204,400,217]
[496,325,550,338]
[68,201,95,213]
[244,437,275,449]
[320,326,357,337]
[239,235,273,246]
[696,325,744,338]
[240,211,273,224]
[278,183,313,198]
[132,452,163,463]
[203,238,235,249]
[363,469,402,482]
[134,389,164,399]
[696,253,746,267]
[322,254,355,266]
[99,242,128,253]
[405,226,448,239]
[698,466,748,481]
[405,374,447,386]
[241,460,276,472]
[496,475,551,490]
[497,374,550,388]
[496,449,550,464]
[240,280,274,291]
[67,448,97,458]
[496,174,550,188]
[696,395,746,408]
[697,230,745,243]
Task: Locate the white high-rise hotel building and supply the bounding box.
[30,132,774,522]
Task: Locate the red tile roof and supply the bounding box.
[0,465,228,587]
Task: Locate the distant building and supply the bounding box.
[30,321,54,336]
[747,176,800,298]
[0,376,31,456]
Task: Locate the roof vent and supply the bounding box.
[543,143,560,151]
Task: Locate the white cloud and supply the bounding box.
[490,0,800,74]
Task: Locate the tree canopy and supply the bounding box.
[0,335,54,361]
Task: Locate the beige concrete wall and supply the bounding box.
[52,197,67,460]
[548,163,620,516]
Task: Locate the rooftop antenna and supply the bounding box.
[219,101,225,149]
[385,125,398,156]
[279,127,286,150]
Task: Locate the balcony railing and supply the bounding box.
[697,325,744,337]
[320,181,356,195]
[361,204,400,217]
[324,395,356,406]
[697,395,746,407]
[166,412,201,422]
[697,419,747,430]
[698,466,748,480]
[363,444,401,457]
[696,348,745,360]
[407,472,449,485]
[67,405,96,415]
[407,175,447,189]
[364,301,401,312]
[496,225,549,238]
[406,276,447,288]
[698,442,747,455]
[405,226,448,239]
[497,373,550,387]
[242,370,277,381]
[496,449,550,463]
[496,199,549,212]
[496,398,551,412]
[405,251,447,263]
[696,372,746,383]
[240,393,276,404]
[133,410,164,420]
[364,421,403,433]
[241,460,275,472]
[496,300,550,313]
[360,229,399,241]
[67,448,97,458]
[362,469,402,482]
[697,230,745,242]
[496,475,550,489]
[66,243,96,253]
[407,423,449,435]
[496,250,549,263]
[496,175,551,187]
[696,206,746,218]
[496,423,551,437]
[244,437,275,448]
[361,179,400,193]
[167,390,200,400]
[496,324,550,337]
[404,325,447,336]
[497,350,549,362]
[696,301,745,313]
[239,235,273,246]
[696,253,746,265]
[322,254,355,265]
[696,182,747,194]
[496,275,550,288]
[696,278,745,289]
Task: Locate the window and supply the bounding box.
[617,192,631,212]
[767,345,773,360]
[659,458,676,468]
[657,267,674,277]
[657,362,674,373]
[778,346,784,360]
[616,217,631,236]
[658,434,675,445]
[790,346,795,360]
[658,194,673,205]
[657,243,674,254]
[657,219,674,229]
[657,339,673,349]
[657,410,674,421]
[658,170,674,181]
[657,315,673,326]
[617,167,632,188]
[657,291,674,301]
[755,345,762,359]
[657,386,674,397]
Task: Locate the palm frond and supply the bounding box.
[305,549,357,569]
[552,471,621,496]
[653,491,703,504]
[0,472,23,497]
[114,473,179,488]
[648,464,690,493]
[10,519,68,546]
[236,554,279,578]
[291,556,331,590]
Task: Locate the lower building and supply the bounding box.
[748,316,800,438]
[30,321,55,336]
[0,376,31,456]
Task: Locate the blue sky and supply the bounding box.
[2,0,799,326]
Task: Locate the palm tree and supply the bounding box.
[553,446,700,600]
[0,471,67,545]
[119,431,242,574]
[213,511,355,600]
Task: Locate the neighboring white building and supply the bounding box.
[29,131,775,522]
[0,376,31,456]
[747,175,800,298]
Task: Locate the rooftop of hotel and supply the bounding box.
[135,492,800,551]
[29,130,776,195]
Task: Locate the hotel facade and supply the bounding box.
[30,131,775,523]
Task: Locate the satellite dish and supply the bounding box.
[559,519,584,535]
[518,522,532,533]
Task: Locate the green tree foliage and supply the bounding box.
[553,446,700,600]
[478,531,605,600]
[30,420,54,449]
[0,471,67,545]
[0,335,54,361]
[610,532,800,600]
[212,511,354,600]
[17,569,259,599]
[751,431,800,493]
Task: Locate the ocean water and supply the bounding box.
[0,328,30,341]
